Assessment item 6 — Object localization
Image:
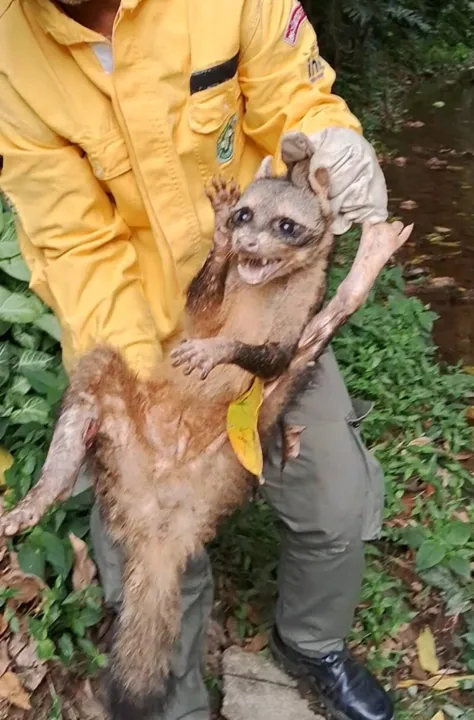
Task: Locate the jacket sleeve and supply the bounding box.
[239,0,362,159]
[0,90,160,377]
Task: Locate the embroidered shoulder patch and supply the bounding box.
[216,114,237,164]
[283,2,307,46]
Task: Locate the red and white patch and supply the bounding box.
[283,2,307,46]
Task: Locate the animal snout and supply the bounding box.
[233,233,259,253]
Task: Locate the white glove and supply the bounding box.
[309,127,388,235]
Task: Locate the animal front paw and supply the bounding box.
[170,338,232,380]
[205,176,241,213]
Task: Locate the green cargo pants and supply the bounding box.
[77,348,384,720]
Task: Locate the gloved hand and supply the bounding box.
[308,127,388,235]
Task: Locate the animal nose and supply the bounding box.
[236,235,258,252]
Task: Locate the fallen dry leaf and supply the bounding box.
[426,157,448,170]
[0,642,10,677]
[0,615,8,637]
[465,406,474,424]
[453,509,470,523]
[398,674,474,691]
[74,679,107,719]
[19,664,48,692]
[394,156,408,167]
[244,632,269,654]
[0,670,31,710]
[225,617,244,647]
[463,366,474,376]
[408,436,431,447]
[8,633,28,662]
[69,533,97,591]
[410,254,430,265]
[400,200,418,210]
[430,713,445,720]
[14,639,41,669]
[416,627,440,675]
[405,120,425,128]
[425,277,456,289]
[0,567,45,606]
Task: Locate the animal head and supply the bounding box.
[228,132,332,286]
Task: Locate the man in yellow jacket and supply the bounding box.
[0,1,394,719]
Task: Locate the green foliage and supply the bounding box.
[332,232,474,670]
[0,197,104,675]
[301,0,474,129]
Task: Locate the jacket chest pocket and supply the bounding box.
[188,76,244,180]
[82,130,149,229]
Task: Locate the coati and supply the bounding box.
[0,132,366,718]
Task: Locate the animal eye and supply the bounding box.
[278,218,297,236]
[232,207,253,226]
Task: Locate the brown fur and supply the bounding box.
[0,134,337,719]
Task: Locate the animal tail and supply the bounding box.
[104,535,188,720]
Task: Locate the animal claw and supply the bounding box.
[170,339,221,380]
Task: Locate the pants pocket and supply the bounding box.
[346,397,385,542]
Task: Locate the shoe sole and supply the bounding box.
[268,635,394,720]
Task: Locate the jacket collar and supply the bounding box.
[27,0,145,45]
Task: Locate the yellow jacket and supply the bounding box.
[0,0,361,377]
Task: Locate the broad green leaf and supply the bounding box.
[10,397,51,425]
[58,633,75,664]
[448,555,472,580]
[21,369,62,397]
[445,521,471,547]
[0,256,30,282]
[0,342,10,387]
[18,349,55,374]
[17,544,46,580]
[0,221,16,245]
[403,525,425,550]
[39,530,73,578]
[445,591,472,616]
[36,638,56,661]
[79,604,103,629]
[417,540,446,571]
[0,241,21,260]
[9,375,31,396]
[11,325,41,350]
[0,321,11,337]
[33,314,62,342]
[0,287,42,324]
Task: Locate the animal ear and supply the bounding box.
[309,166,332,219]
[281,132,315,166]
[281,132,317,190]
[255,156,274,180]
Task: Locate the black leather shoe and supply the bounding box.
[269,628,394,720]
